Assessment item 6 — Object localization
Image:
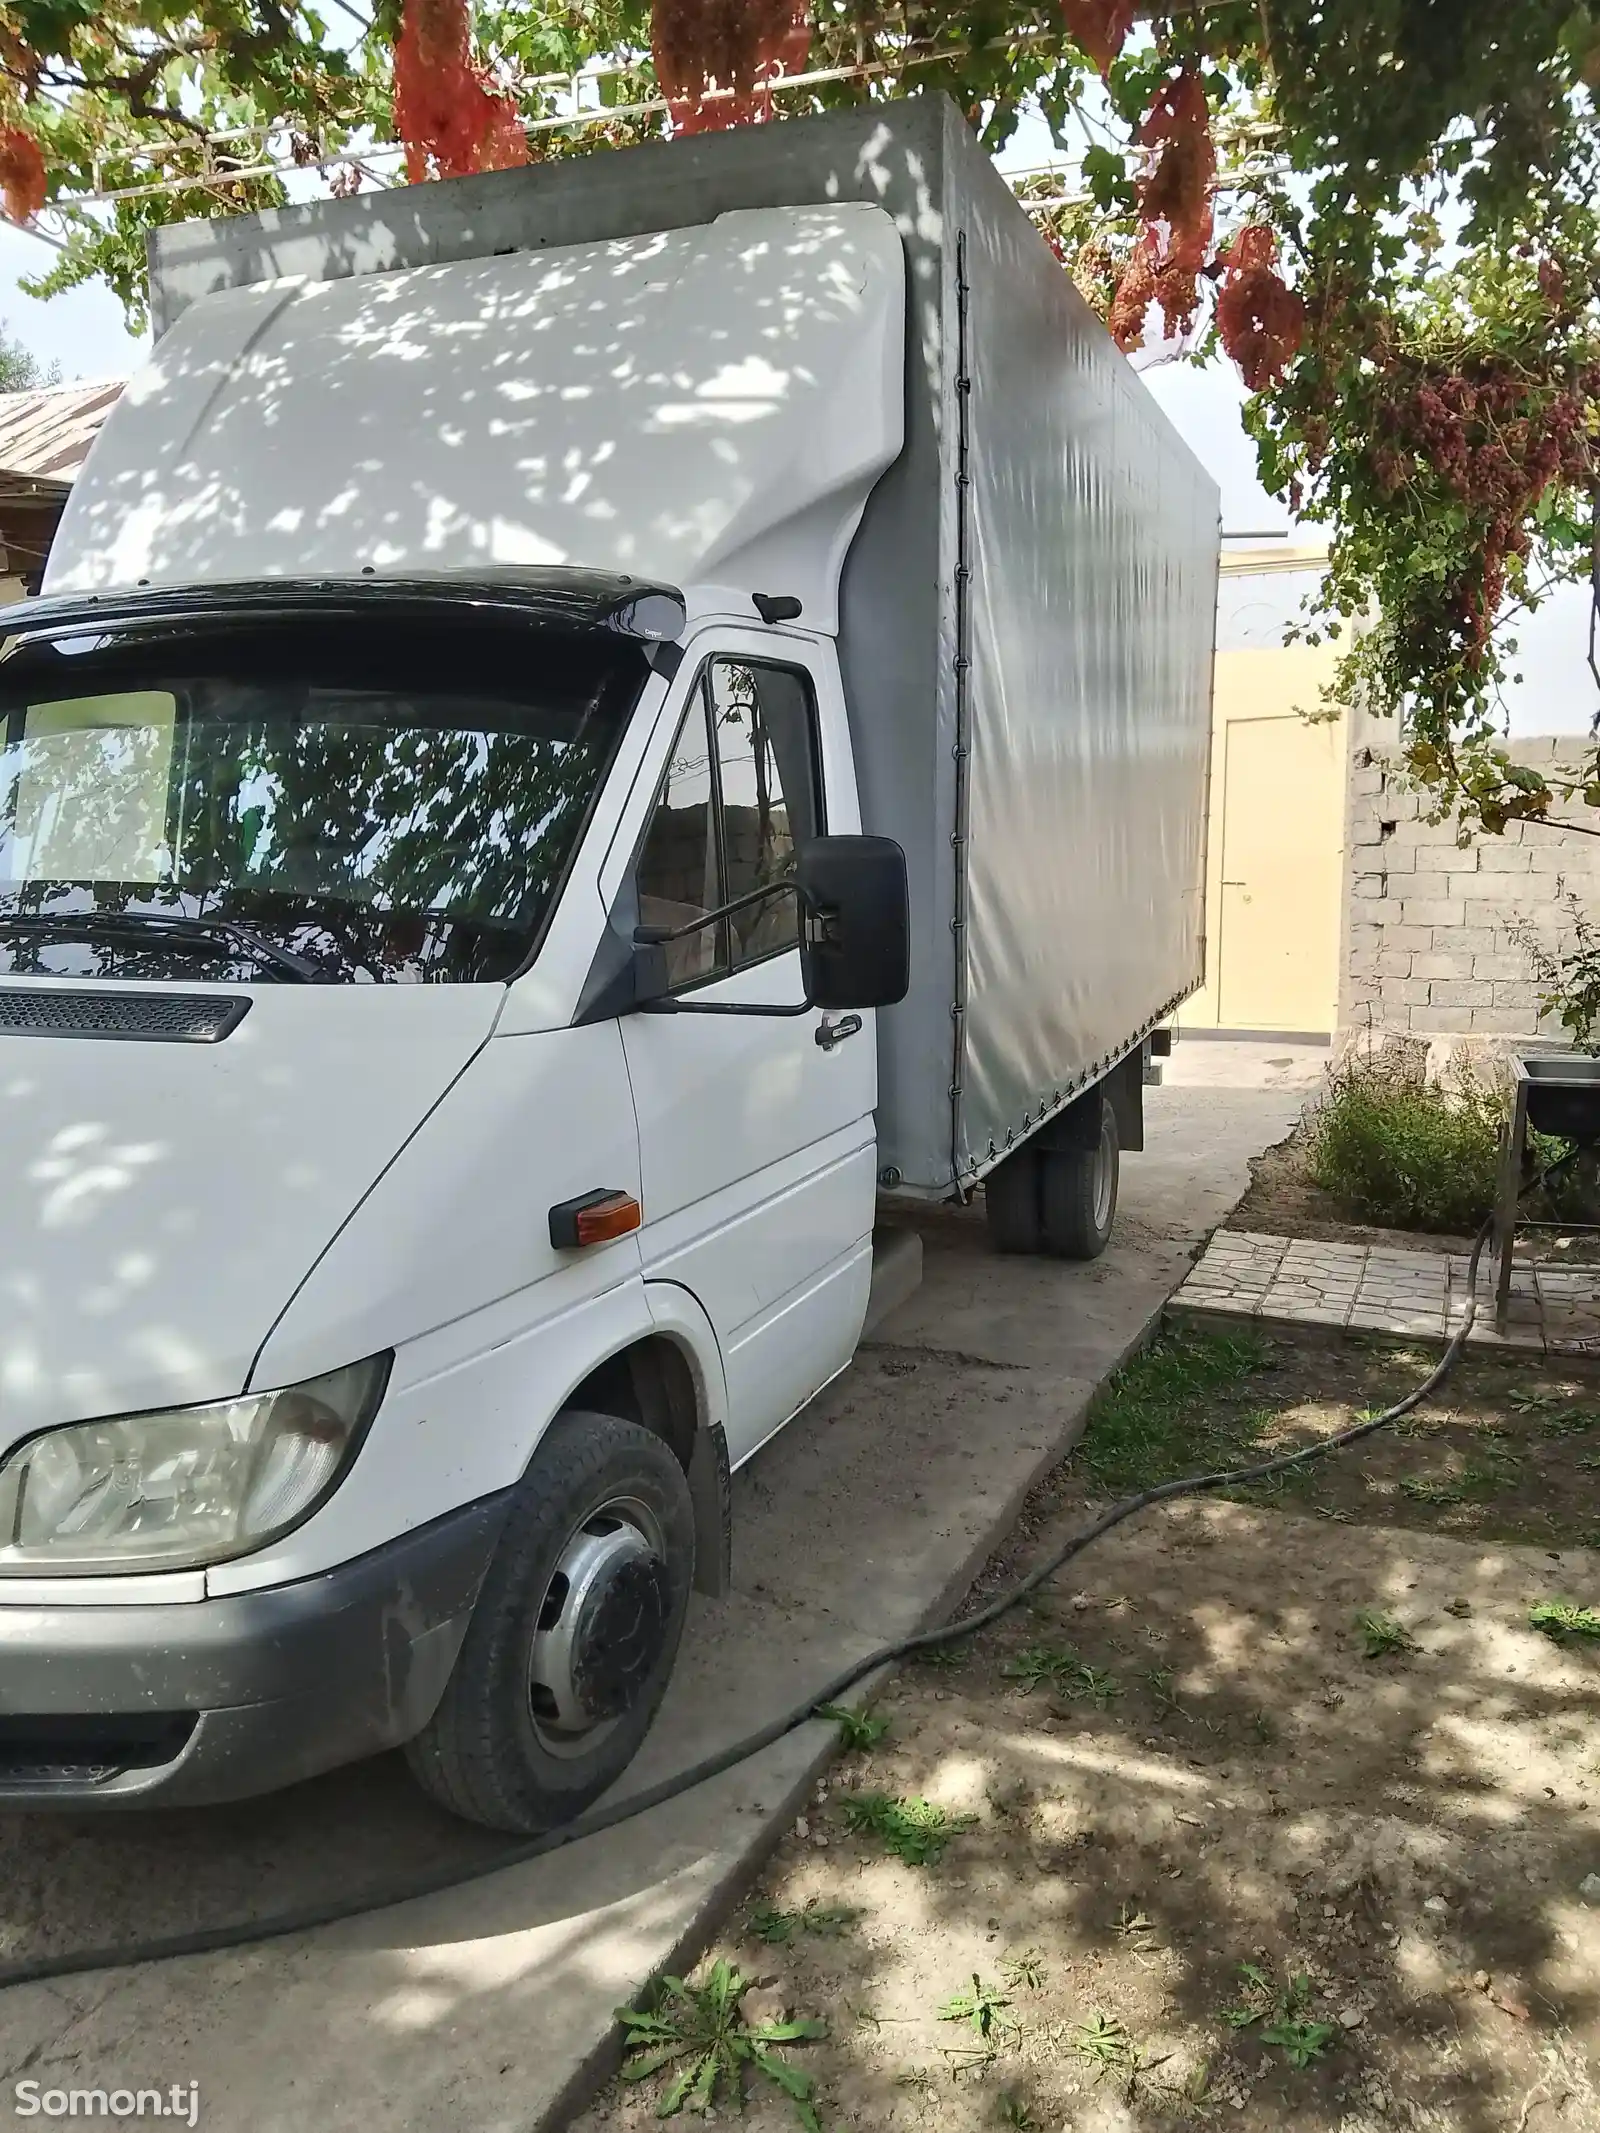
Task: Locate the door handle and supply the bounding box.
[815,1013,864,1052]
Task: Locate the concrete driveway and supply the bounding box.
[0,1040,1324,2132]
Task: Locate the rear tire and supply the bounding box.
[1040,1095,1119,1261]
[984,1145,1043,1254]
[405,1410,694,1834]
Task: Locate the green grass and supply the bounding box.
[1222,1961,1278,2030]
[1002,1647,1121,1705]
[748,1901,862,1946]
[1507,1387,1600,1433]
[938,1974,1017,2043]
[1357,1608,1417,1658]
[815,1703,890,1752]
[1076,1329,1273,1492]
[1539,1408,1600,1440]
[1000,1951,1047,1992]
[1400,1472,1465,1505]
[1143,1667,1184,1718]
[1221,1964,1336,2071]
[1308,1067,1503,1232]
[840,1792,976,1867]
[1069,2013,1138,2075]
[913,1643,965,1671]
[1530,1599,1600,1640]
[616,1960,826,2128]
[1263,2016,1338,2069]
[1400,1458,1507,1506]
[1509,1386,1566,1415]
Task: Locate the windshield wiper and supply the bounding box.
[0,910,330,984]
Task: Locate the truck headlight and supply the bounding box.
[0,1356,391,1575]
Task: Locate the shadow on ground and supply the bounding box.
[576,1459,1600,2132]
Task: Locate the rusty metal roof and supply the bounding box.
[0,379,124,500]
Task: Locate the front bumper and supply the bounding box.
[0,1494,511,1807]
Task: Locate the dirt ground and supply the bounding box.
[574,1330,1600,2133]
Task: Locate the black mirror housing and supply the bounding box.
[797,836,910,1011]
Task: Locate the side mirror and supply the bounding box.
[797,836,910,1011]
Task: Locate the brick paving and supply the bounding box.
[1170,1230,1600,1359]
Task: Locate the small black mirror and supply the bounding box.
[796,836,910,1011]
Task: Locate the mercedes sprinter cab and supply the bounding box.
[0,206,914,1833]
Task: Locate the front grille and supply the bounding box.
[0,989,249,1043]
[0,1713,197,1784]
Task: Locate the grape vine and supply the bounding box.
[0,0,1594,1022]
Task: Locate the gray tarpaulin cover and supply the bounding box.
[149,94,1219,1196]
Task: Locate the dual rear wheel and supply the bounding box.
[984,1091,1120,1261]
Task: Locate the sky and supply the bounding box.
[0,220,143,380]
[2,108,1594,740]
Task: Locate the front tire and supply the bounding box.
[406,1410,694,1834]
[1040,1094,1120,1260]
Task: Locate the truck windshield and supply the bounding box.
[0,612,646,984]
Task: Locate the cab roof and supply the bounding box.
[45,204,905,637]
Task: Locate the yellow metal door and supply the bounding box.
[1217,711,1344,1032]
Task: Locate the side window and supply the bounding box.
[634,687,722,991]
[708,661,821,968]
[635,660,822,991]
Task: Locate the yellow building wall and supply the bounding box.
[1181,640,1348,1038]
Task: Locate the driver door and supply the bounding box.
[619,646,877,1467]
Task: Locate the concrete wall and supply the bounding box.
[1342,726,1600,1039]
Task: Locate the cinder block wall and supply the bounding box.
[1342,729,1600,1039]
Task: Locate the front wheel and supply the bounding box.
[406,1410,695,1834]
[1040,1094,1119,1261]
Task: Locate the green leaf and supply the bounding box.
[816,1703,890,1751]
[618,2008,682,2042]
[619,2046,682,2083]
[1082,143,1134,212]
[752,2017,828,2044]
[752,2048,816,2101]
[1263,2018,1338,2069]
[685,2051,721,2110]
[658,2057,703,2116]
[1530,1600,1600,1640]
[704,1959,743,2014]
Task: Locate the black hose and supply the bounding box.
[0,1188,1537,1993]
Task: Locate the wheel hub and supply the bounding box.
[570,1552,672,1722]
[529,1509,671,1744]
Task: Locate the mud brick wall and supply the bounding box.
[1342,730,1600,1039]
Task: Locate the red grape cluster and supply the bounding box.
[1216,224,1307,391]
[650,0,810,134]
[1060,0,1137,76]
[393,0,526,181]
[1109,67,1216,348]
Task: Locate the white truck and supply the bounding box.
[0,95,1218,1831]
